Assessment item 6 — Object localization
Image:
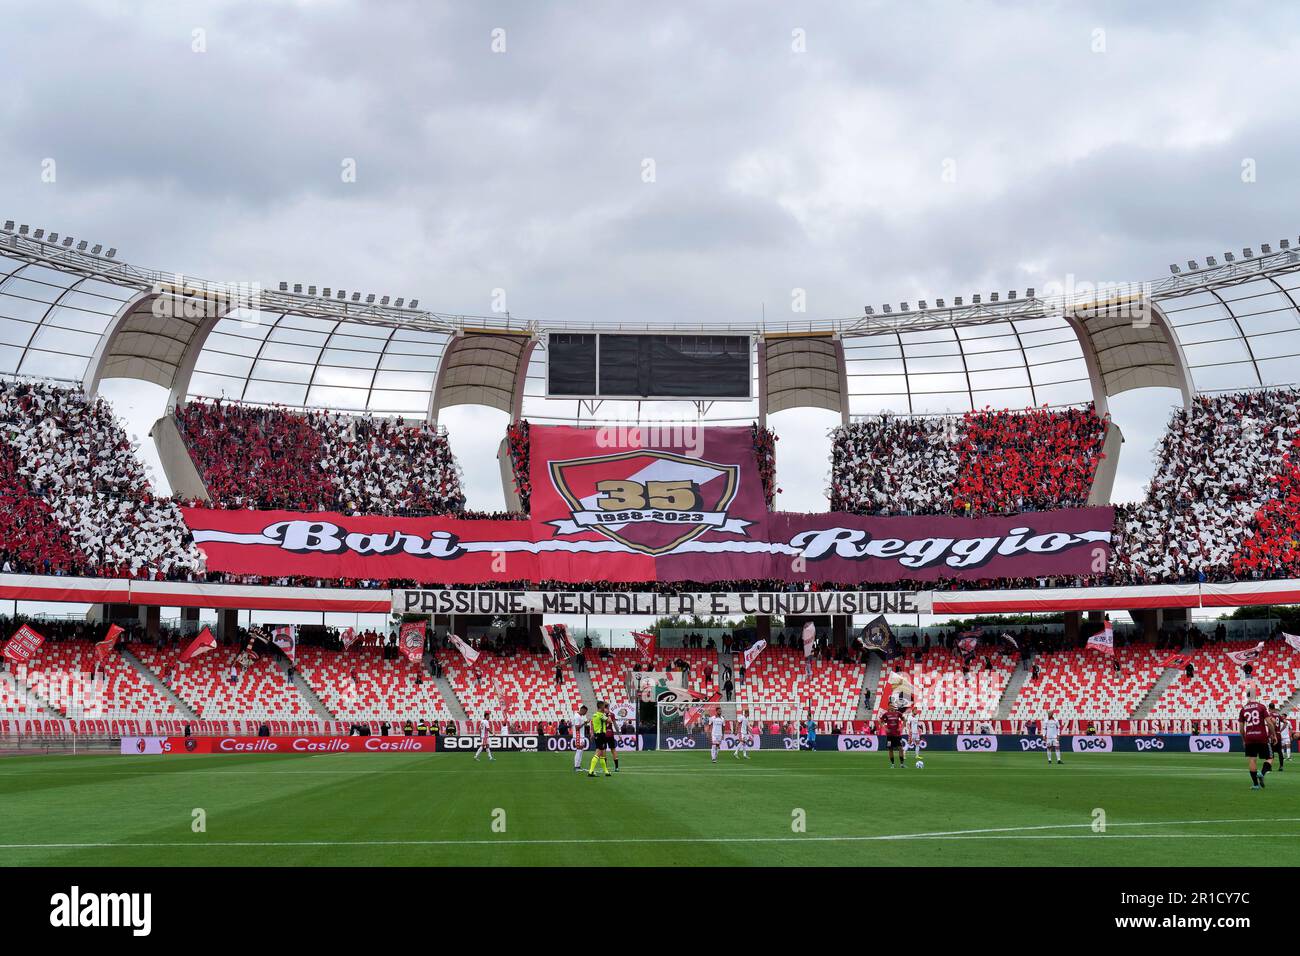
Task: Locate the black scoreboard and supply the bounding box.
[547,333,751,400]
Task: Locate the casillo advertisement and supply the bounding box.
[181,425,1114,586]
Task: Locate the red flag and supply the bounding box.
[957,636,979,653]
[272,625,297,662]
[339,626,359,650]
[683,692,720,728]
[447,632,480,667]
[94,624,124,665]
[1157,652,1193,669]
[398,621,427,664]
[179,626,218,663]
[632,631,655,659]
[3,624,45,664]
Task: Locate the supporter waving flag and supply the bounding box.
[272,625,297,662]
[542,623,577,661]
[1284,633,1300,653]
[858,615,899,658]
[1157,652,1194,669]
[801,621,816,658]
[93,624,123,665]
[398,621,427,664]
[447,632,480,667]
[339,626,359,650]
[1226,642,1266,666]
[742,638,767,669]
[3,623,45,664]
[632,630,655,659]
[1086,620,1115,656]
[179,626,217,663]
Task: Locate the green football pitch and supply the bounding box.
[1,751,1296,867]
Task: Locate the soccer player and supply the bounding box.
[587,700,613,777]
[733,706,751,760]
[1240,693,1274,790]
[1042,710,1062,764]
[905,710,924,765]
[709,706,725,763]
[1269,703,1287,772]
[571,704,589,773]
[474,710,495,762]
[882,707,905,768]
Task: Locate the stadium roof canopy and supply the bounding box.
[2,222,1298,425]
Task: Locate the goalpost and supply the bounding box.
[654,698,812,751]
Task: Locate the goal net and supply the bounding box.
[654,699,811,750]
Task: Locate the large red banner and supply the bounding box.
[182,425,1113,585]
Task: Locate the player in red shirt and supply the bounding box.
[1239,695,1275,790]
[882,709,905,769]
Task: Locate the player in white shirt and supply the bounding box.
[905,712,923,762]
[709,707,725,763]
[733,707,751,760]
[474,710,495,762]
[571,705,589,773]
[1042,710,1062,765]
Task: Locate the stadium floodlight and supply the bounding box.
[351,292,361,302]
[1,221,12,232]
[1008,290,1017,300]
[1026,287,1035,298]
[77,241,88,252]
[322,287,331,297]
[365,294,375,304]
[917,299,927,310]
[395,298,405,307]
[308,286,317,295]
[1169,264,1181,274]
[90,245,101,255]
[380,295,390,306]
[990,292,999,302]
[409,299,418,308]
[293,283,302,294]
[882,304,893,314]
[18,224,29,235]
[1186,260,1197,271]
[336,290,346,299]
[900,302,910,312]
[1282,240,1292,250]
[1206,256,1218,267]
[278,282,288,291]
[1261,243,1272,254]
[935,298,945,308]
[972,294,981,304]
[33,228,44,239]
[1243,247,1253,258]
[1224,252,1236,262]
[47,232,58,243]
[954,296,963,306]
[864,305,874,315]
[105,248,116,258]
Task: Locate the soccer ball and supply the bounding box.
[915,759,924,770]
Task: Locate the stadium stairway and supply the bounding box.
[429,662,468,722]
[573,661,597,710]
[280,658,334,720]
[857,654,883,720]
[996,663,1031,719]
[1131,666,1183,718]
[120,647,198,720]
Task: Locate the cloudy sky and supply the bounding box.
[3,0,1298,523]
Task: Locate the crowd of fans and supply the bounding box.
[176,400,466,515]
[505,419,531,512]
[0,380,205,579]
[1114,388,1300,583]
[751,423,778,508]
[830,404,1107,516]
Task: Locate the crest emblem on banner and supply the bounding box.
[546,450,749,556]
